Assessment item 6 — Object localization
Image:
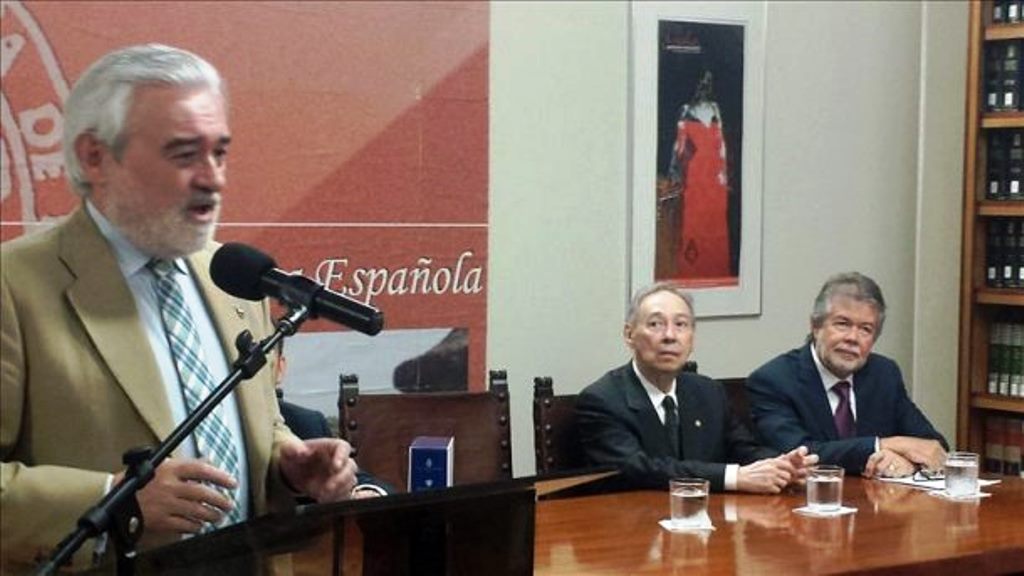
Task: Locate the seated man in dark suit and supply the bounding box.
[747,272,948,478]
[576,282,817,493]
[276,387,334,441]
[273,344,388,496]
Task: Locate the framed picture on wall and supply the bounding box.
[630,1,766,317]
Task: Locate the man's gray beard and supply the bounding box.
[109,206,216,259]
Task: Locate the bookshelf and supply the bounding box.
[958,1,1024,477]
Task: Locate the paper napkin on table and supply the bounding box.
[792,505,857,517]
[659,512,715,531]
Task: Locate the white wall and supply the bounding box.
[913,1,967,443]
[490,0,968,477]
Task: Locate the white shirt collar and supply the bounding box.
[631,359,678,411]
[809,341,854,392]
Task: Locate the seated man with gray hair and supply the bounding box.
[747,272,948,478]
[576,281,817,493]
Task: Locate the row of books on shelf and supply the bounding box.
[984,218,1024,288]
[988,318,1024,397]
[986,129,1024,201]
[993,0,1024,25]
[984,415,1024,477]
[986,40,1024,112]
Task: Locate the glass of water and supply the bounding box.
[807,465,844,512]
[669,478,709,528]
[944,452,980,497]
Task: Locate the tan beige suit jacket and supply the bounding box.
[0,207,298,572]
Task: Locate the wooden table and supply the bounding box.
[535,476,1024,575]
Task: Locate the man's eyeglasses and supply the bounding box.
[913,468,944,482]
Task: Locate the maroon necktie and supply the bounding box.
[832,381,855,439]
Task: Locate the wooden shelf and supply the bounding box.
[982,112,1024,129]
[971,393,1024,414]
[975,289,1024,306]
[958,2,1024,451]
[978,202,1024,216]
[985,23,1024,41]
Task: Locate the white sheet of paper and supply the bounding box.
[876,476,1002,491]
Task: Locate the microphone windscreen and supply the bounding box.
[211,242,277,301]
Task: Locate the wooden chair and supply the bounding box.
[682,362,750,428]
[338,370,513,493]
[533,376,586,475]
[534,363,697,475]
[719,377,752,430]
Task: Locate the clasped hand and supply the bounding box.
[869,437,946,478]
[737,446,818,494]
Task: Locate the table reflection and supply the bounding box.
[534,477,1024,575]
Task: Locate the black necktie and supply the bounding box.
[663,396,680,458]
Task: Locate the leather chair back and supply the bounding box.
[338,370,513,492]
[532,376,586,475]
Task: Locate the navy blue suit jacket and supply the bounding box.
[576,363,776,492]
[747,345,948,473]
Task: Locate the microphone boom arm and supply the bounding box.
[39,304,311,576]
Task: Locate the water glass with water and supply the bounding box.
[807,465,844,512]
[944,452,979,497]
[669,478,709,528]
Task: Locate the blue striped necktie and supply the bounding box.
[149,259,242,528]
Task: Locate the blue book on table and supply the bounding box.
[408,436,454,492]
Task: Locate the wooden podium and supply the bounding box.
[123,469,610,569]
[119,469,615,575]
[126,479,535,575]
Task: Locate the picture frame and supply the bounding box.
[629,1,766,317]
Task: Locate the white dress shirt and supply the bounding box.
[632,360,739,490]
[87,202,251,522]
[809,342,879,451]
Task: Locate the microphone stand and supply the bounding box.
[38,305,310,576]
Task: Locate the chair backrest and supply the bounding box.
[719,377,752,429]
[338,370,513,493]
[533,376,586,475]
[681,363,749,428]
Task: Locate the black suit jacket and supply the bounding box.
[576,363,776,492]
[747,345,948,473]
[278,398,333,441]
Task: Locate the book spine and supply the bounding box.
[986,415,1005,474]
[1004,416,1022,477]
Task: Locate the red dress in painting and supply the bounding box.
[672,101,730,280]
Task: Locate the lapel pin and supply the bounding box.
[695,419,702,427]
[234,306,245,319]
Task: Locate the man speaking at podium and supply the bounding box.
[1,44,373,572]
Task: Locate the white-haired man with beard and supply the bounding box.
[1,44,374,573]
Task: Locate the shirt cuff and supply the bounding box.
[724,464,739,491]
[352,483,388,497]
[875,437,881,452]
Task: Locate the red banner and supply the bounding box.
[1,1,490,408]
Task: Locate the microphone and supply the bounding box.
[210,243,384,336]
